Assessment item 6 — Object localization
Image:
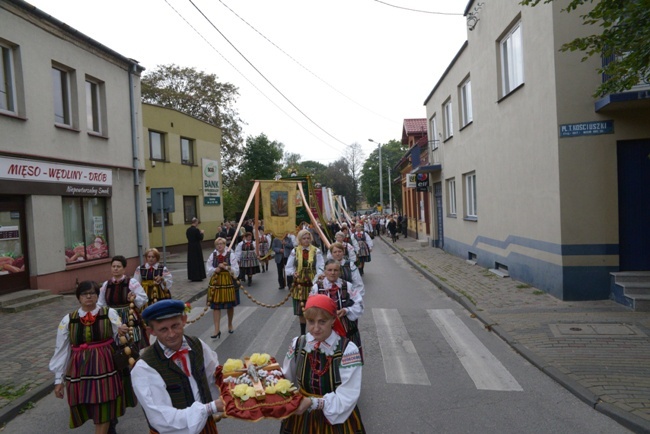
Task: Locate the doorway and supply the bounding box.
[0,196,29,294]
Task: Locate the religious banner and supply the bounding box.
[260,180,297,237]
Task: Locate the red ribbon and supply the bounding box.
[171,348,191,376]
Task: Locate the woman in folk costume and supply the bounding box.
[352,224,373,276]
[50,280,131,433]
[280,294,366,434]
[328,242,365,298]
[311,259,364,364]
[257,229,272,273]
[285,229,325,335]
[326,231,357,264]
[133,248,172,308]
[206,237,240,339]
[98,255,149,352]
[235,231,261,287]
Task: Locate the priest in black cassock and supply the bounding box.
[186,217,206,282]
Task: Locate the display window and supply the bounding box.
[62,197,109,264]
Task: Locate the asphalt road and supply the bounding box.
[2,242,630,433]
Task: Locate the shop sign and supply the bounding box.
[0,156,112,185]
[416,173,429,192]
[406,174,416,188]
[0,226,19,240]
[202,158,221,206]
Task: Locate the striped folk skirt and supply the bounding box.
[208,270,240,310]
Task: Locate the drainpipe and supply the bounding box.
[128,63,144,259]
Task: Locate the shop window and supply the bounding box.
[62,197,109,264]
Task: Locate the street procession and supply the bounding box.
[2,0,650,433]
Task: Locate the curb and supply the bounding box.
[381,236,650,434]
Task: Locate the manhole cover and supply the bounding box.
[549,323,647,338]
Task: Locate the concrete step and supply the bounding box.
[618,282,650,296]
[0,289,52,307]
[0,294,63,313]
[628,294,650,312]
[611,271,650,283]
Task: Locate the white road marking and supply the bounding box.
[373,308,431,385]
[241,307,295,360]
[427,309,522,391]
[196,306,257,348]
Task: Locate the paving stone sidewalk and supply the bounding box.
[384,235,650,433]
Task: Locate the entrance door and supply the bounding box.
[434,182,444,248]
[617,139,650,270]
[0,196,29,294]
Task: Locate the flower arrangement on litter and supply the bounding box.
[184,302,192,314]
[215,353,302,421]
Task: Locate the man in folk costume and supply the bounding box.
[285,229,324,335]
[132,300,224,434]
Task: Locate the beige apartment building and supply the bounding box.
[422,0,650,306]
[0,0,148,294]
[143,103,224,251]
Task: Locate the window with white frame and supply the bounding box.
[500,22,524,96]
[460,78,473,127]
[181,137,195,165]
[447,178,457,216]
[464,172,477,218]
[429,115,439,150]
[52,65,73,126]
[0,42,17,114]
[149,130,166,161]
[443,99,453,140]
[85,78,104,134]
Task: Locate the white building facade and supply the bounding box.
[424,0,650,305]
[0,0,148,294]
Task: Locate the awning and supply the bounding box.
[412,164,442,174]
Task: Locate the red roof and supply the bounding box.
[403,118,427,135]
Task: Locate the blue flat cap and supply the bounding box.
[142,299,185,322]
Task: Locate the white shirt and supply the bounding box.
[98,276,148,309]
[282,331,362,425]
[131,338,221,434]
[285,246,325,278]
[206,248,240,278]
[133,262,173,290]
[310,278,364,321]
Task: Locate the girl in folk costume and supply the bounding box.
[311,259,364,364]
[235,231,261,287]
[328,242,365,298]
[98,255,149,352]
[285,229,325,335]
[352,224,373,276]
[257,229,272,273]
[280,294,366,434]
[327,231,357,264]
[133,248,172,308]
[50,280,133,433]
[206,237,240,339]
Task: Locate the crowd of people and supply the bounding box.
[49,213,400,433]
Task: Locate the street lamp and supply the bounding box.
[387,165,392,214]
[368,139,383,212]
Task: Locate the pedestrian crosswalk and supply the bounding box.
[188,305,522,392]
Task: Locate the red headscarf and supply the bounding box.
[304,294,347,337]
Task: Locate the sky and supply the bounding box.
[27,0,469,165]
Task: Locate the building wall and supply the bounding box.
[0,2,147,294]
[142,104,224,249]
[424,0,650,300]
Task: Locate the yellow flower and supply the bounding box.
[250,353,271,366]
[232,384,249,398]
[246,386,255,398]
[223,358,244,373]
[274,379,293,394]
[265,385,277,394]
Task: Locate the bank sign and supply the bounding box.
[559,120,614,138]
[202,158,221,206]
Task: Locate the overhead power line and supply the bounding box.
[217,0,398,126]
[371,0,464,15]
[188,0,350,149]
[162,0,342,152]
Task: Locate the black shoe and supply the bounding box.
[108,419,118,434]
[278,286,285,290]
[228,329,234,334]
[248,279,252,287]
[211,332,221,339]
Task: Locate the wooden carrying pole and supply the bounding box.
[297,182,330,250]
[229,181,260,251]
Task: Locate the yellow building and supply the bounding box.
[143,103,224,250]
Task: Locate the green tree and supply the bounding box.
[233,133,284,218]
[321,159,355,206]
[344,143,365,212]
[295,160,327,182]
[521,0,650,96]
[141,64,244,185]
[360,139,405,212]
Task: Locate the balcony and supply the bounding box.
[595,54,650,112]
